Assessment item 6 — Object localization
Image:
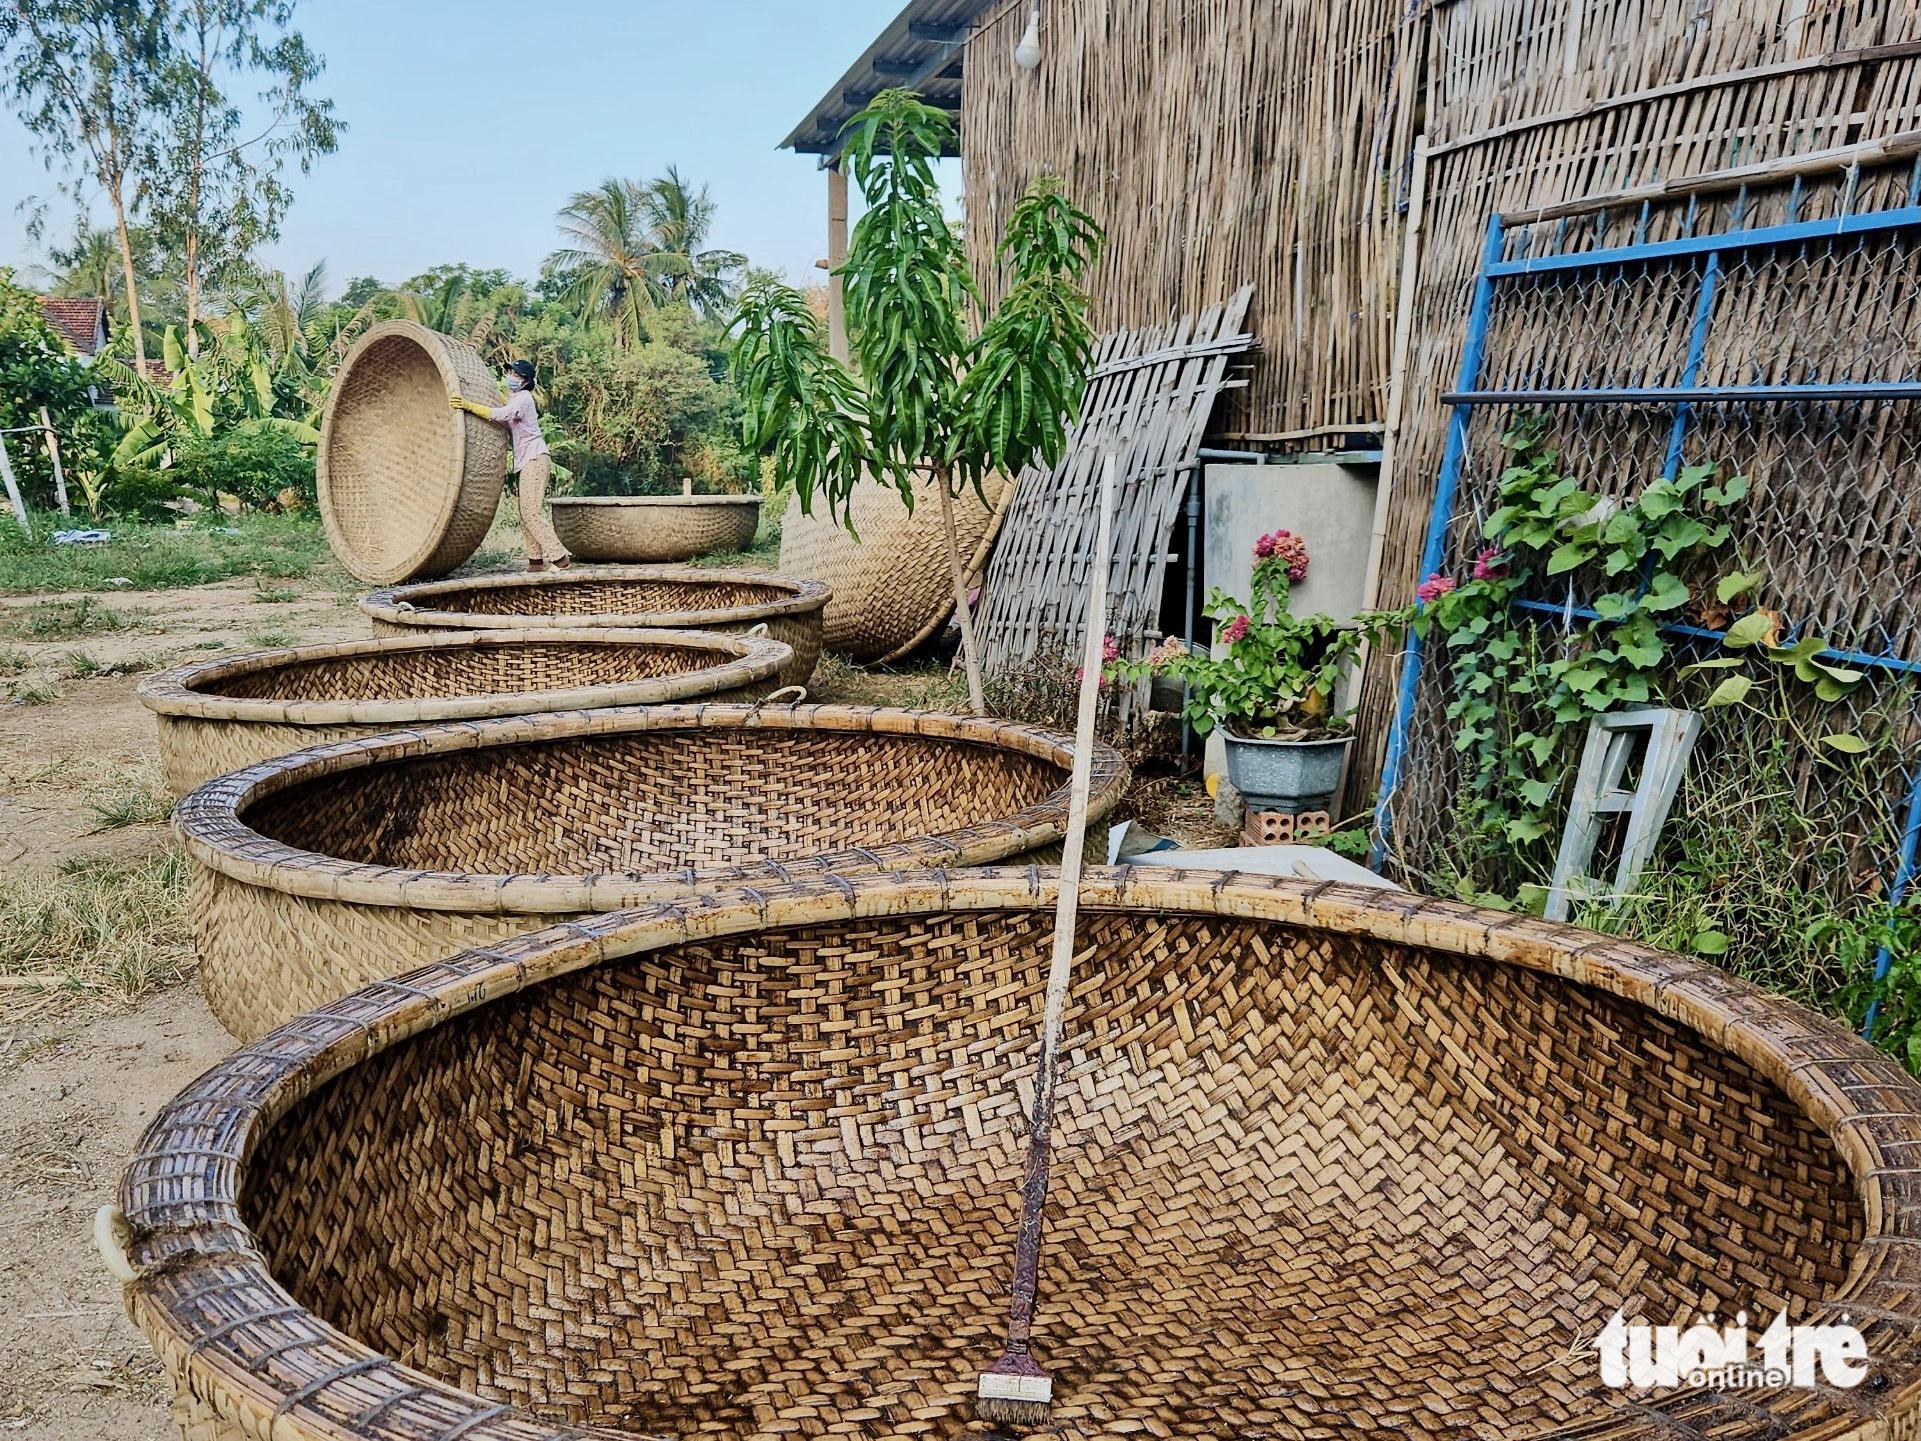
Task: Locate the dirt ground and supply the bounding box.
[0,574,366,1438]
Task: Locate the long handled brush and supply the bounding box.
[976,449,1119,1428]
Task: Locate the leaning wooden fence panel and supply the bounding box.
[974,288,1256,700]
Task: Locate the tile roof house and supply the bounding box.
[36,296,108,357]
[35,295,171,391]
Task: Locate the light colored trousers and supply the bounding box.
[516,455,570,562]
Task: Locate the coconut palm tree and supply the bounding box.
[642,166,746,320]
[36,220,151,326]
[549,178,661,347]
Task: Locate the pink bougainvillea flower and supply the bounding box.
[1255,528,1311,582]
[1471,547,1509,581]
[1101,634,1121,664]
[1417,573,1458,603]
[1220,614,1250,645]
[1148,635,1188,669]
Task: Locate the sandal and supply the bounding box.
[527,558,547,573]
[554,555,573,570]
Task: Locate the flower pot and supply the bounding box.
[1221,729,1351,809]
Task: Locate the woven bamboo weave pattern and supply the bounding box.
[139,629,789,796]
[550,495,761,562]
[777,471,1011,662]
[176,706,1124,1040]
[120,870,1921,1441]
[361,567,830,687]
[318,320,507,585]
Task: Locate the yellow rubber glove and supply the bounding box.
[448,395,494,419]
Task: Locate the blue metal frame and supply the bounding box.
[1371,215,1504,867]
[1372,189,1921,1029]
[1483,203,1921,277]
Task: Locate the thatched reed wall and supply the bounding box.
[1347,1,1921,811]
[960,0,1420,443]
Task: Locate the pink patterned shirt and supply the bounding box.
[489,390,549,470]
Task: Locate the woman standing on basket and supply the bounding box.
[450,359,571,571]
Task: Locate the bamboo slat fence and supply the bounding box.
[960,0,1419,444]
[974,288,1256,702]
[1350,0,1921,813]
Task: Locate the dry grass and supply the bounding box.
[84,757,172,832]
[0,847,192,1010]
[806,653,969,710]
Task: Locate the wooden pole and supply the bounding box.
[39,408,68,516]
[937,465,988,715]
[979,448,1116,1410]
[827,163,850,364]
[1361,134,1429,616]
[0,434,31,533]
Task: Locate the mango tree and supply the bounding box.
[730,89,1102,713]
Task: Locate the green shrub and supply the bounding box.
[169,426,316,510]
[101,466,196,522]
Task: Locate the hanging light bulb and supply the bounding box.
[1014,0,1042,69]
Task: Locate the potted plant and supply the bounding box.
[1113,529,1409,807]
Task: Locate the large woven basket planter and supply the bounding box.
[176,706,1123,1040]
[137,629,793,798]
[549,494,761,562]
[779,469,1013,662]
[318,320,508,585]
[118,868,1921,1441]
[361,566,829,687]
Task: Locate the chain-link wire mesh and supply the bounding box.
[1381,172,1921,995]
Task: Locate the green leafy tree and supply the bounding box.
[731,89,1102,713]
[389,265,524,361]
[147,0,341,352]
[1,0,173,368]
[0,266,98,507]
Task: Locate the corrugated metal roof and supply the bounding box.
[781,0,995,157]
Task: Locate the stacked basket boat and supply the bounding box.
[112,322,1921,1440]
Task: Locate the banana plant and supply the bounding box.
[105,315,318,468]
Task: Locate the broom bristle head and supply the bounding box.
[974,1394,1052,1427]
[976,1347,1051,1426]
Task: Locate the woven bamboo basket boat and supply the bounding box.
[317,320,508,585]
[549,494,762,562]
[137,629,793,798]
[117,868,1921,1441]
[361,566,828,687]
[176,706,1123,1040]
[779,470,1013,662]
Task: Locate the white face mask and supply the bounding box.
[503,373,524,391]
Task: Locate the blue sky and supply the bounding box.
[0,0,946,295]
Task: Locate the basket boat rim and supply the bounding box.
[135,627,791,726]
[118,866,1921,1441]
[172,703,1126,912]
[317,319,477,584]
[359,565,830,630]
[547,495,764,508]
